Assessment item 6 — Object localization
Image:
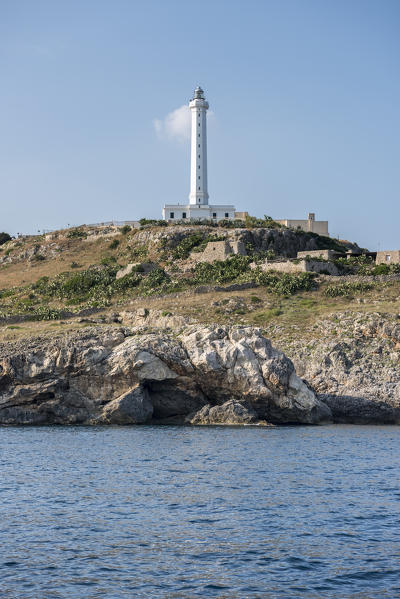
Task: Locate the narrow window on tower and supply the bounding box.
[198,144,200,148]
[198,165,200,169]
[198,134,200,137]
[198,187,200,190]
[198,155,200,158]
[198,176,200,180]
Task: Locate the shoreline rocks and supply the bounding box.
[275,312,400,424]
[0,324,331,426]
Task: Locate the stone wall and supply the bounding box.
[297,249,339,260]
[192,240,247,263]
[376,250,400,265]
[253,259,339,276]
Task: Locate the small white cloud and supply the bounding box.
[154,104,216,143]
[153,105,191,142]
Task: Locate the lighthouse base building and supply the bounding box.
[163,86,235,223]
[162,203,235,222]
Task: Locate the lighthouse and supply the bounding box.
[189,86,209,205]
[162,86,235,222]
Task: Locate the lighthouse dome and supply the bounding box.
[193,86,205,99]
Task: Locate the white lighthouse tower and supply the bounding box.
[162,86,235,222]
[189,86,209,205]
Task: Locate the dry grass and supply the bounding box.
[0,229,142,288]
[1,226,399,346]
[1,280,399,345]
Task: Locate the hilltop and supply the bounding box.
[0,218,398,334]
[0,218,397,328]
[0,218,366,317]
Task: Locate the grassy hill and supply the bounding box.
[0,221,399,354]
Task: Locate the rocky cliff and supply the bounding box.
[0,324,330,426]
[274,312,400,424]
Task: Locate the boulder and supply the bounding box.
[100,385,153,424]
[187,400,261,425]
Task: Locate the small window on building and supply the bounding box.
[182,212,186,219]
[169,212,174,219]
[198,144,200,148]
[198,176,200,180]
[198,165,200,169]
[225,212,229,218]
[212,212,217,218]
[198,134,200,137]
[198,187,200,190]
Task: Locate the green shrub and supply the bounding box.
[109,239,120,250]
[172,233,205,259]
[101,256,117,266]
[217,219,248,229]
[0,232,12,246]
[32,276,49,291]
[250,295,262,303]
[139,267,171,295]
[252,270,316,296]
[67,228,87,239]
[131,245,148,259]
[36,266,118,302]
[192,255,250,285]
[324,282,374,297]
[244,215,282,229]
[139,218,168,227]
[120,225,131,235]
[112,272,142,292]
[371,263,400,275]
[0,287,18,299]
[30,306,66,321]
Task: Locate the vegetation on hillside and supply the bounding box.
[0,221,396,328]
[0,233,12,246]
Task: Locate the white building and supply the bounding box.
[162,86,235,222]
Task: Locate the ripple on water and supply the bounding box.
[0,424,400,599]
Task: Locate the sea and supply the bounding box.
[1,425,399,599]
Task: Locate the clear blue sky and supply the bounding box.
[1,0,399,250]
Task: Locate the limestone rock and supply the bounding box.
[274,312,400,423]
[0,323,330,426]
[116,262,156,280]
[115,263,141,280]
[100,385,153,424]
[187,400,260,425]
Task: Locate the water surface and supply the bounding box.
[1,425,400,598]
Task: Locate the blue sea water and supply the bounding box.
[0,425,399,599]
